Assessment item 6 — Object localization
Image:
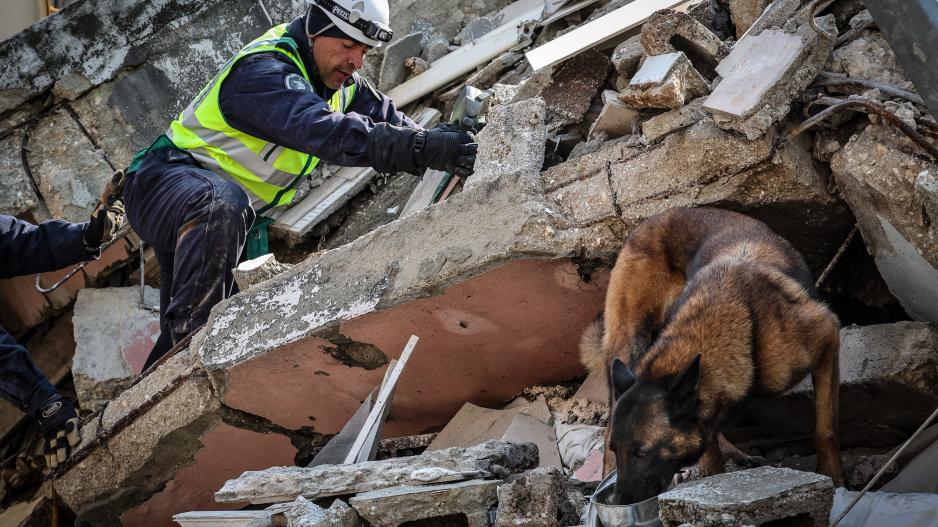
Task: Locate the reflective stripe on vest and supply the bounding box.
[166,24,356,210]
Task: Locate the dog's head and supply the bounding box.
[607,355,706,505]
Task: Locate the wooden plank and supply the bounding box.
[386,5,542,107]
[525,0,686,71]
[343,335,419,464]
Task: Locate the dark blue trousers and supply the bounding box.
[0,328,57,418]
[123,147,254,369]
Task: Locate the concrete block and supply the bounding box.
[216,441,538,505]
[831,124,938,323]
[641,98,706,143]
[828,30,913,90]
[705,18,837,139]
[640,9,728,69]
[467,96,547,190]
[587,96,640,140]
[279,497,362,527]
[378,32,424,93]
[26,108,113,223]
[72,286,160,410]
[620,52,709,109]
[611,35,643,80]
[495,467,580,527]
[548,173,618,227]
[657,467,834,527]
[350,480,498,527]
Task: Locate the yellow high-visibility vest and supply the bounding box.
[167,23,356,211]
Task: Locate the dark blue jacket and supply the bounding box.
[216,17,418,168]
[0,215,94,418]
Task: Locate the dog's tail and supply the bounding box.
[579,314,606,375]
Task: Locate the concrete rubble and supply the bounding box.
[657,467,834,527]
[0,0,935,524]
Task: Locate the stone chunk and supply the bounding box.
[277,497,362,527]
[619,52,709,109]
[349,480,498,527]
[640,9,728,72]
[378,32,424,92]
[215,440,538,504]
[71,286,161,410]
[657,467,834,527]
[705,18,837,139]
[611,35,643,80]
[0,130,45,218]
[728,0,769,38]
[233,254,294,290]
[495,467,580,527]
[467,97,547,190]
[828,30,912,89]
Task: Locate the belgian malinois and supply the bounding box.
[580,207,844,504]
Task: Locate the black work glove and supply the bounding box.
[83,200,125,249]
[36,394,81,469]
[414,124,478,178]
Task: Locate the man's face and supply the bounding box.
[309,35,371,89]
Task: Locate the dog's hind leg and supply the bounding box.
[812,332,845,486]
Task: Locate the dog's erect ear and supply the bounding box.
[667,354,701,418]
[610,358,636,400]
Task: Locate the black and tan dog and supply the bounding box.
[581,207,844,504]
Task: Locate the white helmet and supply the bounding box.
[305,0,393,48]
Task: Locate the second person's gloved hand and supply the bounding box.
[413,124,477,177]
[36,394,81,470]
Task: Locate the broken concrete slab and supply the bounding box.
[830,124,938,323]
[350,480,499,527]
[705,17,837,139]
[744,0,801,38]
[657,467,834,527]
[275,497,361,527]
[514,49,609,129]
[619,52,710,109]
[25,108,114,223]
[640,9,728,75]
[216,441,537,505]
[466,96,547,190]
[72,286,160,410]
[233,254,295,291]
[587,93,640,140]
[495,467,580,527]
[611,35,643,80]
[379,32,424,93]
[641,97,706,143]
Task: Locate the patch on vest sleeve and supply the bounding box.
[285,73,312,92]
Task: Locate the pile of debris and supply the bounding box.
[1,0,937,524]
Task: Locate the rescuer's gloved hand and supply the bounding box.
[413,124,477,177]
[83,200,125,249]
[36,394,81,469]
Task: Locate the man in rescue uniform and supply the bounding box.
[124,0,477,369]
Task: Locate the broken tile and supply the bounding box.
[572,449,604,482]
[657,467,834,527]
[619,52,710,109]
[350,480,498,527]
[215,441,537,505]
[495,467,580,527]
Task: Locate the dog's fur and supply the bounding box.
[581,207,844,504]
